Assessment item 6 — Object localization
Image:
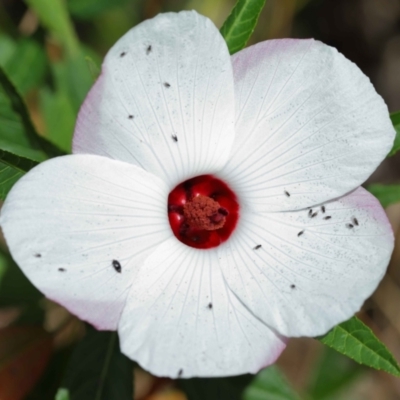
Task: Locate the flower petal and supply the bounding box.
[73,11,235,188]
[218,187,394,337]
[219,39,395,212]
[118,237,286,378]
[0,154,170,330]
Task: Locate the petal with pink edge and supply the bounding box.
[73,11,235,188]
[118,237,286,378]
[218,187,394,337]
[0,155,170,330]
[219,39,395,212]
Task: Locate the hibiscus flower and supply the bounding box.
[0,11,395,378]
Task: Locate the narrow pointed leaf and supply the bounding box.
[318,316,400,377]
[68,0,131,19]
[40,86,75,153]
[243,366,301,400]
[0,34,16,65]
[85,56,101,81]
[63,328,133,400]
[368,184,400,208]
[0,66,64,160]
[3,38,47,94]
[25,0,94,110]
[24,0,80,58]
[0,150,38,200]
[388,111,400,157]
[220,0,267,54]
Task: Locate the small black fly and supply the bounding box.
[112,260,122,273]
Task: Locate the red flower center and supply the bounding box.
[168,175,239,249]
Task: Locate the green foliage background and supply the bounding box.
[0,0,399,399]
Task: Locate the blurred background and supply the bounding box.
[0,0,400,399]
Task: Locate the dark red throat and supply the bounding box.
[168,175,239,249]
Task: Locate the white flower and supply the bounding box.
[0,11,395,378]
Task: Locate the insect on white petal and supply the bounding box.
[112,260,122,273]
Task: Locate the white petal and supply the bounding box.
[118,237,286,378]
[73,11,235,188]
[219,39,395,212]
[219,187,394,337]
[0,154,170,330]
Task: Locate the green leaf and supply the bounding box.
[0,248,42,307]
[178,375,253,400]
[63,50,96,112]
[0,66,46,161]
[368,184,400,208]
[388,111,400,157]
[55,388,70,400]
[40,86,75,152]
[67,0,131,19]
[63,328,133,400]
[3,38,47,94]
[39,47,100,152]
[307,347,362,400]
[0,34,16,66]
[25,0,95,111]
[243,366,301,400]
[85,56,101,81]
[220,0,267,54]
[0,65,64,200]
[318,316,400,377]
[24,0,80,58]
[0,150,38,199]
[0,65,64,161]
